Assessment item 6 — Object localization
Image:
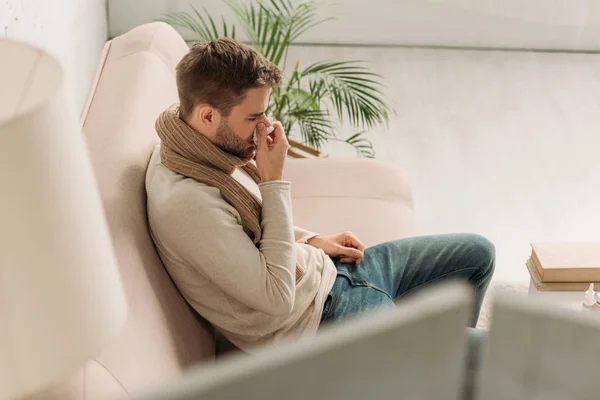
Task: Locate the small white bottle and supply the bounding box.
[583,283,596,312]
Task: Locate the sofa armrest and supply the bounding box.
[283,158,416,247]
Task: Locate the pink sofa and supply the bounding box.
[27,22,415,400]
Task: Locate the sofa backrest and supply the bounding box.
[83,21,217,396]
[26,22,216,400]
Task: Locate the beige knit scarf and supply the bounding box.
[156,104,263,244]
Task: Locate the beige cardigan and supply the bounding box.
[145,146,337,351]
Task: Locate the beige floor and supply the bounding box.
[288,45,600,285]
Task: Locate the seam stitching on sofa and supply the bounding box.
[147,27,179,75]
[92,358,131,398]
[80,40,112,128]
[146,26,166,68]
[102,23,178,76]
[105,26,177,76]
[103,50,175,75]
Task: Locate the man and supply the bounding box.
[146,38,494,359]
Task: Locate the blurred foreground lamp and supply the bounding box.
[0,38,127,398]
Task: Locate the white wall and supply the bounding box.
[1,0,109,110]
[109,0,600,51]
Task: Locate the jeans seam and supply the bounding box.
[366,283,394,300]
[397,267,480,299]
[338,268,394,301]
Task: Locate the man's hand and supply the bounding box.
[307,232,366,265]
[255,121,288,182]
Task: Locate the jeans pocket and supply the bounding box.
[320,293,335,323]
[336,271,369,287]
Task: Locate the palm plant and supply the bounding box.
[157,0,391,157]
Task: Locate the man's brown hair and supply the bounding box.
[175,38,284,120]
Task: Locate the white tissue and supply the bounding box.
[253,126,275,146]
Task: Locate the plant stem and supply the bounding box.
[274,59,300,120]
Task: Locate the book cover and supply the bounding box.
[526,258,600,291]
[530,242,600,282]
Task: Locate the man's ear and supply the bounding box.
[193,104,220,136]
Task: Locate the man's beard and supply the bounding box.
[215,118,255,159]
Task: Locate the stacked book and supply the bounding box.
[527,242,600,291]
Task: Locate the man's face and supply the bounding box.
[215,86,271,159]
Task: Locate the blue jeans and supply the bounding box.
[318,233,495,398]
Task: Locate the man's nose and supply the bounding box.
[258,115,272,125]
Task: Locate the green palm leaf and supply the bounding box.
[287,109,336,150]
[155,5,235,40]
[258,0,332,42]
[284,87,320,110]
[272,85,319,120]
[342,132,375,158]
[302,61,388,130]
[226,0,289,65]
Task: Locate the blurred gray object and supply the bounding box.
[133,282,473,400]
[477,290,600,399]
